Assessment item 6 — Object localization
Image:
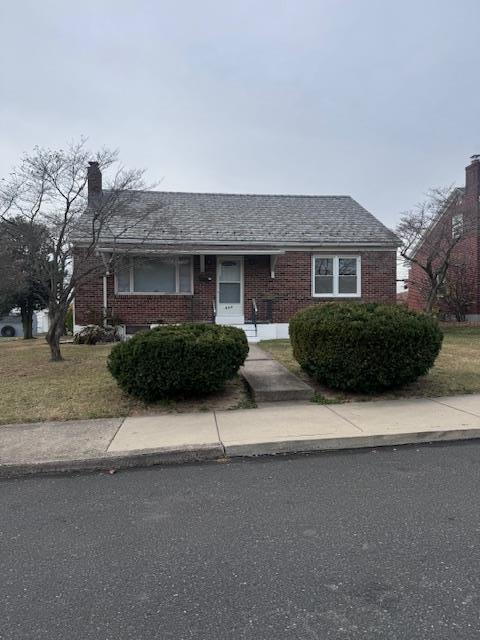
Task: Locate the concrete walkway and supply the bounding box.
[3,394,480,476]
[242,344,313,402]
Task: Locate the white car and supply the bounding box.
[0,314,38,338]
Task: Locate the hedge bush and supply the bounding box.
[289,303,443,393]
[107,323,249,401]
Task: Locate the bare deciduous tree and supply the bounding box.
[0,139,152,360]
[396,186,467,314]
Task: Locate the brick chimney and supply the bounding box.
[87,161,102,204]
[465,154,480,198]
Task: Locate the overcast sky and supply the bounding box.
[1,0,479,229]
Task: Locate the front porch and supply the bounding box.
[211,253,288,341]
[82,248,292,341]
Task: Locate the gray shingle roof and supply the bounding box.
[75,190,399,247]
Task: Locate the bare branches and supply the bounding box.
[396,186,467,313]
[397,186,456,262]
[441,264,475,322]
[1,139,151,360]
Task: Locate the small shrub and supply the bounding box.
[107,323,249,400]
[290,303,443,393]
[74,324,120,345]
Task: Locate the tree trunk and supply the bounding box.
[20,303,34,339]
[425,293,435,314]
[46,323,63,361]
[46,307,66,361]
[48,336,62,361]
[425,281,440,315]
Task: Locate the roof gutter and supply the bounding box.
[95,247,288,255]
[83,240,399,252]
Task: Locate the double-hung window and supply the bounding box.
[312,256,361,297]
[116,256,193,294]
[452,213,463,239]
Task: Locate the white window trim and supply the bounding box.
[114,256,194,295]
[311,255,361,298]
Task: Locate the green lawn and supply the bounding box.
[2,325,478,425]
[0,339,250,425]
[260,325,480,402]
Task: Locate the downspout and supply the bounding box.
[103,273,108,327]
[98,250,112,328]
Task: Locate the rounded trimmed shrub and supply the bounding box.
[289,303,443,393]
[107,323,249,400]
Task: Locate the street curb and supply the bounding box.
[0,444,225,478]
[3,428,480,478]
[224,428,480,457]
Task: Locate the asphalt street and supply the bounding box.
[2,442,480,639]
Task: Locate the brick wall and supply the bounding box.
[74,252,216,326]
[244,251,396,323]
[74,249,397,326]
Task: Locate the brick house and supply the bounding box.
[73,162,399,340]
[407,156,480,320]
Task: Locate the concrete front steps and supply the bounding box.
[218,321,290,343]
[230,324,260,343]
[218,321,289,343]
[241,344,314,402]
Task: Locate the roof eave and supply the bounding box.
[73,238,400,251]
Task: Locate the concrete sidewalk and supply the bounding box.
[3,394,480,476]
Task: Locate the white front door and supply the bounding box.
[216,256,244,324]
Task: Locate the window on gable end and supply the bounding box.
[452,213,464,239]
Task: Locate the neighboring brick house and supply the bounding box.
[407,156,480,320]
[73,162,399,340]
